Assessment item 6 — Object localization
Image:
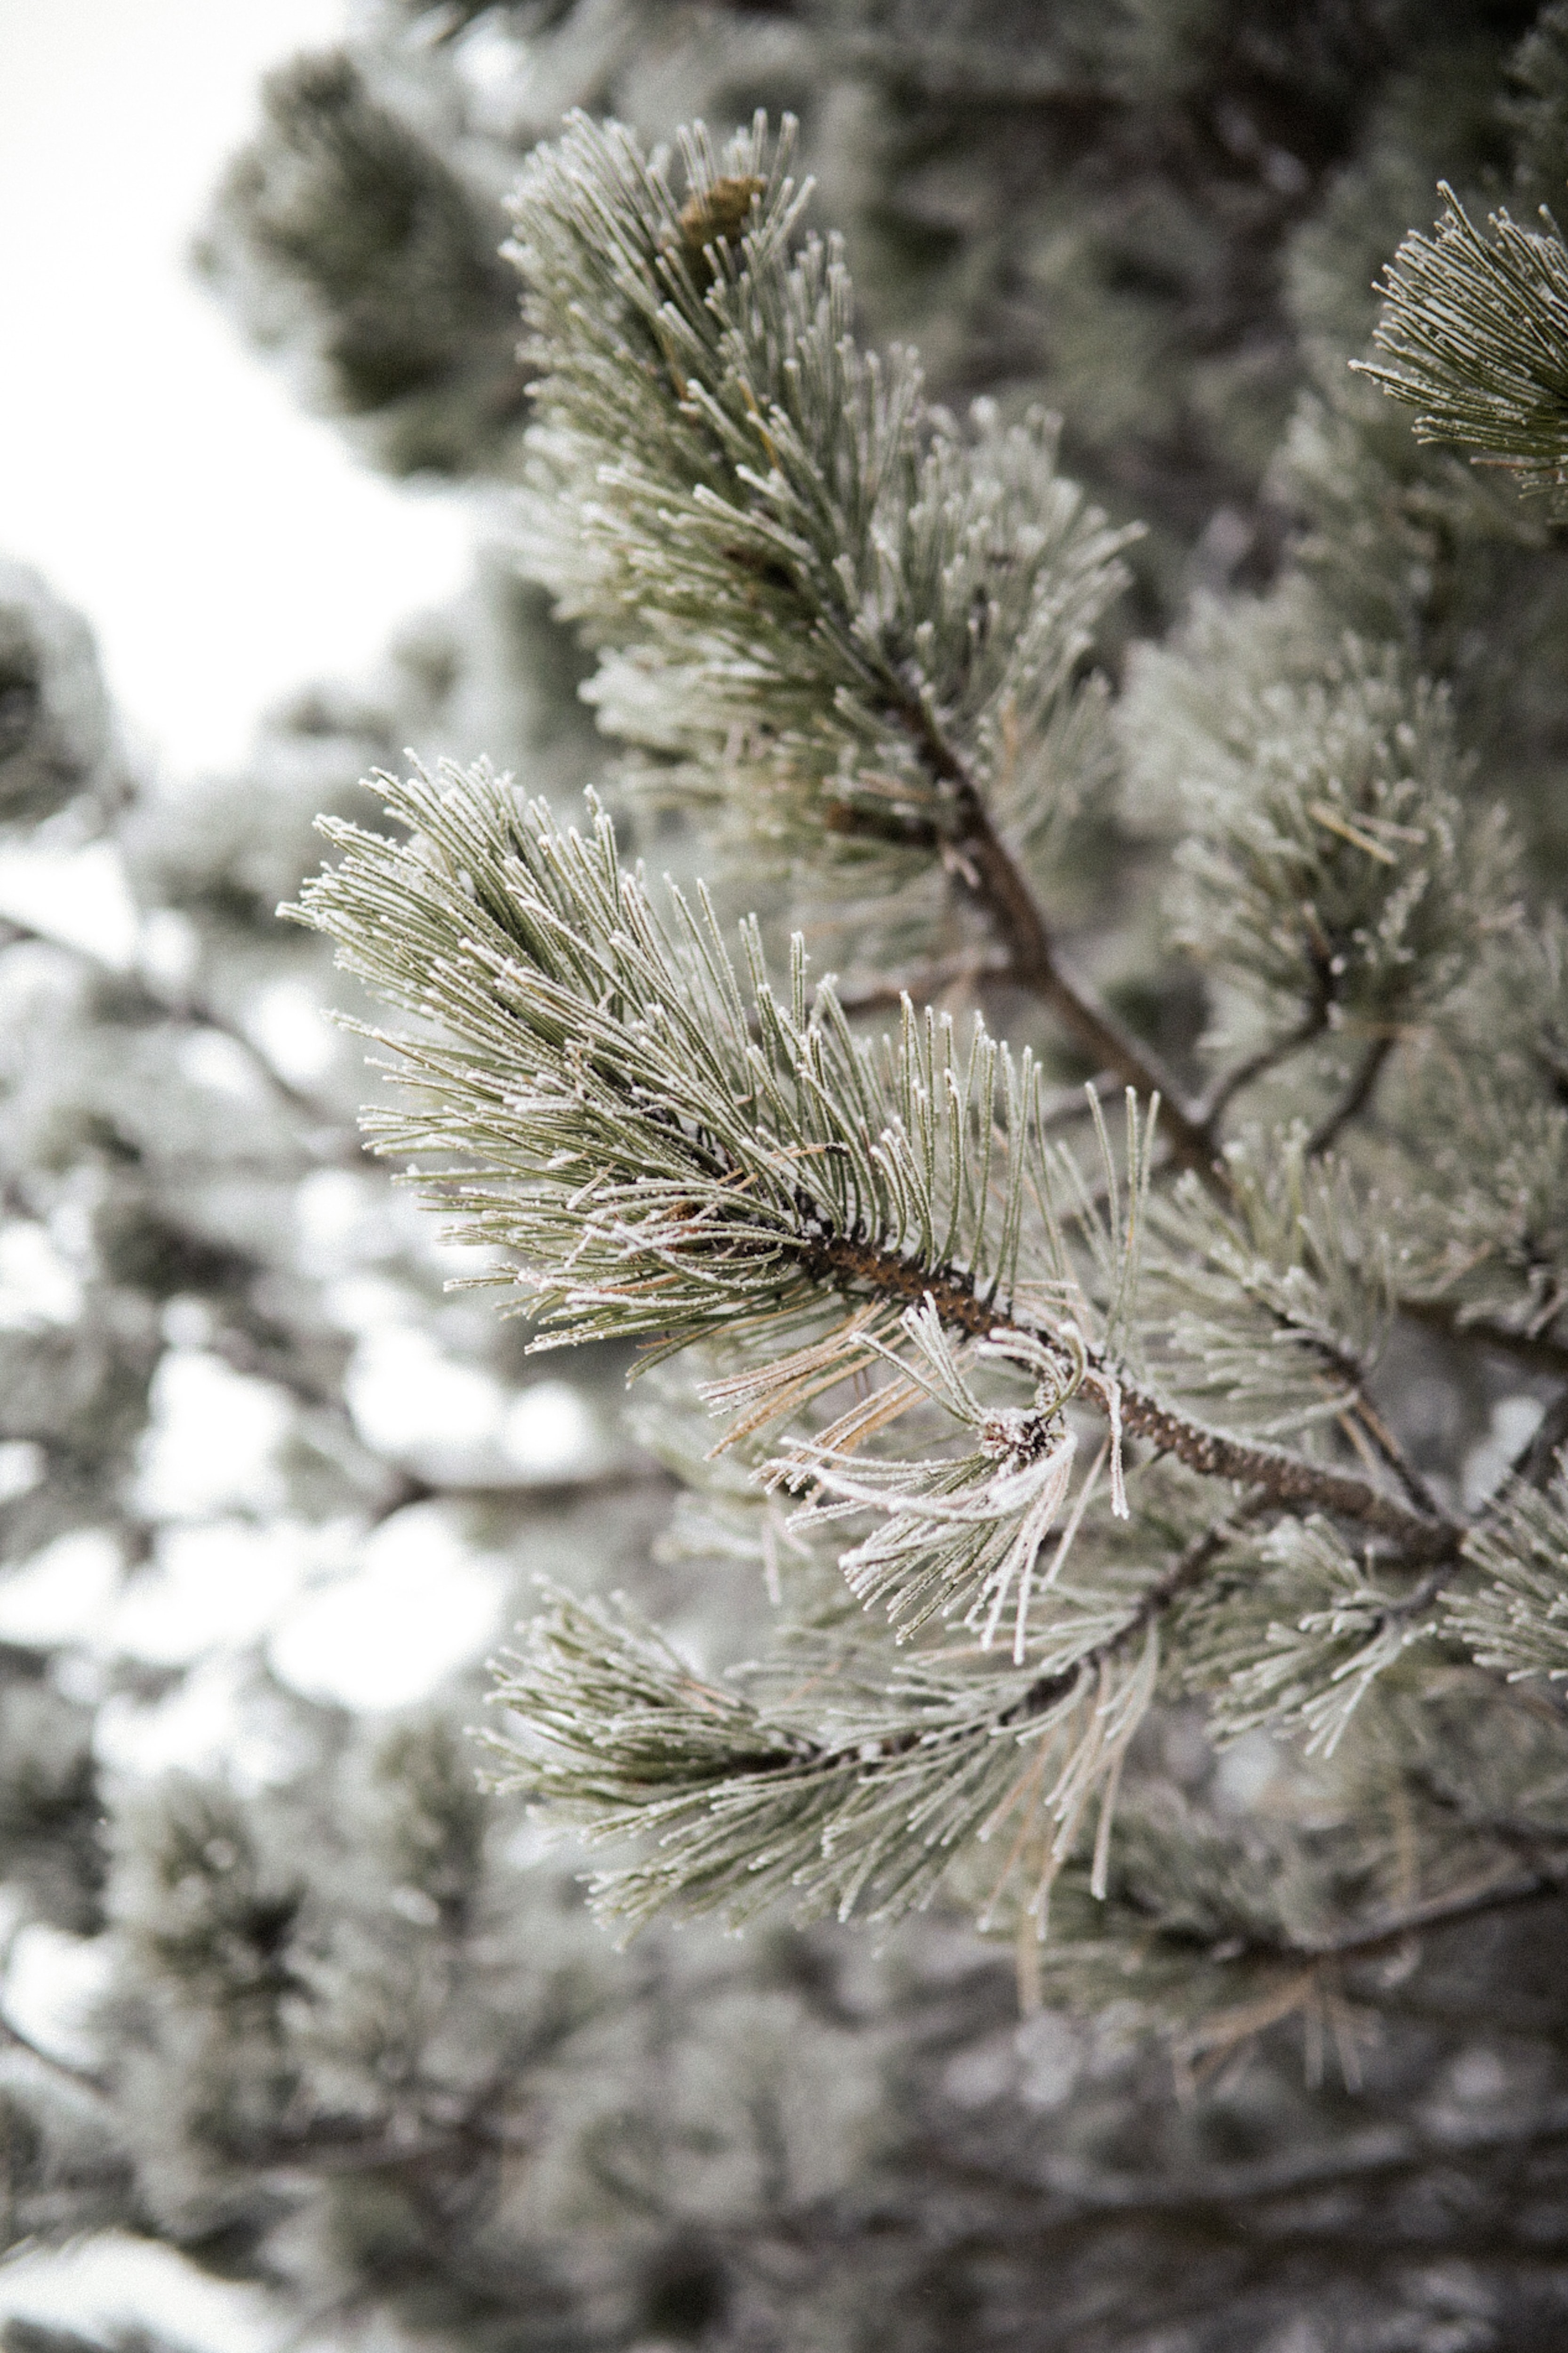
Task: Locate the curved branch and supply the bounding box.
[1001,1500,1264,1729]
[1276,1865,1567,1964]
[806,1231,1458,1558]
[1346,1395,1447,1521]
[1307,1031,1395,1157]
[882,688,1223,1180]
[1194,1007,1330,1126]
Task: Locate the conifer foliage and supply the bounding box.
[17,5,1568,2350]
[304,104,1563,2033]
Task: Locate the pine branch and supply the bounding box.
[487,1584,1030,1932]
[486,1489,1471,1944]
[505,114,1229,1170]
[874,692,1219,1172]
[488,1563,1177,1934]
[1249,1864,1568,1966]
[1164,655,1516,1104]
[1356,183,1568,497]
[298,768,1498,1945]
[1446,1471,1568,1683]
[1388,1054,1568,1368]
[1140,1136,1398,1450]
[810,1236,1446,1554]
[297,770,1452,1560]
[1172,1511,1474,1758]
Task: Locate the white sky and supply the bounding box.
[0,0,474,780]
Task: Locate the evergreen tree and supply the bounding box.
[14,6,1568,2350]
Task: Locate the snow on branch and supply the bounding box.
[297,768,1448,1556]
[1449,1473,1568,1684]
[485,1581,1160,1936]
[501,112,1234,1167]
[509,111,1135,886]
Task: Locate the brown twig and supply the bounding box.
[1306,1031,1395,1157]
[1348,1394,1447,1521]
[874,688,1223,1180]
[1270,1864,1568,1964]
[805,1229,1458,1558]
[1001,1499,1265,1729]
[1194,1008,1330,1125]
